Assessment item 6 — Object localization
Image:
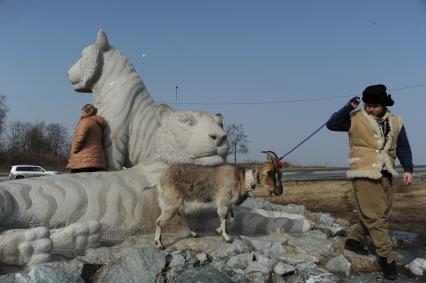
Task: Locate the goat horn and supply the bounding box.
[261,151,279,168]
[262,150,278,165]
[261,151,278,161]
[269,151,279,161]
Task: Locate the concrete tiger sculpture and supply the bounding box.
[68,29,228,170]
[0,30,310,266]
[0,107,229,266]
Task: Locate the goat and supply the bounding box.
[154,151,283,249]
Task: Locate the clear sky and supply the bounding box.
[1,1,425,166]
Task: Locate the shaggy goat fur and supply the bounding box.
[154,162,283,248]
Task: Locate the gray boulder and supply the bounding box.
[244,261,270,275]
[195,252,209,266]
[239,235,287,258]
[245,271,271,283]
[288,230,334,257]
[210,239,250,260]
[287,267,338,283]
[405,258,426,276]
[273,262,295,276]
[276,253,320,266]
[96,246,166,283]
[225,253,254,270]
[325,255,351,276]
[171,266,232,283]
[240,198,306,215]
[12,266,84,283]
[169,253,186,268]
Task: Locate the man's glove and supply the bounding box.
[348,96,360,110]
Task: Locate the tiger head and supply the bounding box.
[67,29,110,93]
[155,105,229,166]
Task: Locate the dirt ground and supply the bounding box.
[256,176,426,236]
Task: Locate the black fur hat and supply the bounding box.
[362,84,394,106]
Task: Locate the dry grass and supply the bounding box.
[255,176,426,235]
[348,256,380,272]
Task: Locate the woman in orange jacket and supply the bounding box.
[66,104,107,173]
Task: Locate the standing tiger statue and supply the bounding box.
[0,30,310,266]
[68,29,228,170]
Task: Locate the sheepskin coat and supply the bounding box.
[66,115,107,170]
[347,109,402,179]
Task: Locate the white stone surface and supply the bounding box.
[0,227,52,266]
[325,255,351,276]
[273,262,295,276]
[405,258,426,276]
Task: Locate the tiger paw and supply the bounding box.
[51,220,102,252]
[19,227,53,265]
[0,227,52,266]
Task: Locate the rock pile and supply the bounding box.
[1,198,425,283]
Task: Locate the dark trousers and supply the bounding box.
[70,167,101,174]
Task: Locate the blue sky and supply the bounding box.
[0,1,425,166]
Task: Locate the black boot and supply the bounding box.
[344,239,369,255]
[379,257,398,280]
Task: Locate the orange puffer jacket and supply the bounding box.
[66,115,107,170]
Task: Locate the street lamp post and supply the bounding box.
[141,53,146,72]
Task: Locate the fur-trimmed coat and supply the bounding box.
[66,115,107,170]
[347,109,402,179]
[326,104,413,178]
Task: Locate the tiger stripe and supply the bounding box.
[96,182,111,221]
[89,47,159,170]
[18,183,33,211]
[64,179,89,223]
[38,187,58,224]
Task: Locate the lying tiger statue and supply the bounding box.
[0,106,309,266]
[0,106,230,266]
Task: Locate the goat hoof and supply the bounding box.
[154,240,164,249]
[215,228,222,235]
[190,232,199,238]
[223,236,233,243]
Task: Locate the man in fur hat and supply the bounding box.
[326,84,413,280]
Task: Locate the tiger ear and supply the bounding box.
[96,28,110,51]
[157,104,175,123]
[214,113,224,128]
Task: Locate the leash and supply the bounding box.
[279,121,328,160]
[278,99,359,160]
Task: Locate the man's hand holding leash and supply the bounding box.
[349,96,360,109]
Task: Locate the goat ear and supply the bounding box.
[96,28,110,51]
[157,104,175,123]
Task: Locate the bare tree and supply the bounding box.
[7,121,69,156]
[46,123,68,156]
[226,123,249,164]
[5,119,70,170]
[7,120,31,153]
[0,94,9,148]
[7,121,21,152]
[27,122,46,154]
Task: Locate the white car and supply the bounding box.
[8,165,59,180]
